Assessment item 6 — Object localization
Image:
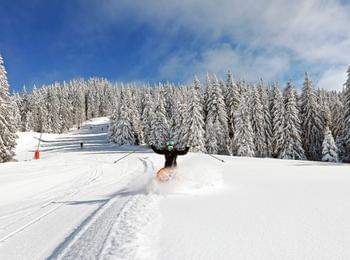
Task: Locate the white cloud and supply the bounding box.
[159,44,290,83]
[317,66,348,91]
[85,0,350,89]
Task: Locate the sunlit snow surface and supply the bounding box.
[1,117,350,259]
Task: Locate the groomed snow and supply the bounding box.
[1,117,350,259]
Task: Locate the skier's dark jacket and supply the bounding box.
[151,145,190,168]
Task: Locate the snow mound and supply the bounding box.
[155,155,223,195]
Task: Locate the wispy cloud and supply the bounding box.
[159,44,290,83]
[78,0,350,89]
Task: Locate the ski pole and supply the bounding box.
[113,150,136,164]
[206,153,225,163]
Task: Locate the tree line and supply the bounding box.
[1,54,350,163]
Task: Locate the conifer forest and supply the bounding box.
[1,54,350,163]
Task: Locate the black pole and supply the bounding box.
[206,153,225,163]
[113,151,136,164]
[37,132,43,150]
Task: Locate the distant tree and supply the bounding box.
[19,86,32,131]
[162,83,176,123]
[186,82,206,152]
[71,80,85,128]
[258,80,272,157]
[322,126,338,162]
[172,95,188,149]
[108,90,135,145]
[233,92,255,157]
[205,75,229,154]
[343,66,350,161]
[280,82,305,160]
[46,85,62,133]
[270,83,285,158]
[86,80,98,120]
[203,73,211,118]
[109,104,135,145]
[141,89,153,144]
[317,89,331,129]
[300,73,324,160]
[10,92,21,130]
[149,96,169,148]
[124,87,143,144]
[0,55,17,162]
[30,86,49,132]
[250,85,266,157]
[225,70,240,153]
[330,94,344,141]
[58,84,73,133]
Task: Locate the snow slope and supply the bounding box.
[1,117,350,259]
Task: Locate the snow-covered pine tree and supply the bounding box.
[141,89,153,144]
[322,126,338,162]
[71,80,85,128]
[171,101,182,146]
[86,79,99,120]
[280,82,305,160]
[300,72,324,160]
[108,107,118,143]
[330,94,344,141]
[0,55,17,162]
[193,75,204,106]
[108,89,135,145]
[205,116,218,154]
[233,92,255,157]
[149,95,169,148]
[203,73,211,119]
[271,83,285,158]
[30,86,49,132]
[258,80,272,157]
[225,70,240,154]
[46,85,62,133]
[250,85,266,157]
[343,66,350,161]
[109,104,135,145]
[124,86,144,144]
[172,89,189,149]
[58,84,73,133]
[219,79,227,110]
[19,86,32,131]
[238,80,248,95]
[162,83,176,123]
[185,82,205,152]
[11,92,21,130]
[98,79,113,117]
[205,75,230,154]
[317,89,330,125]
[133,86,144,122]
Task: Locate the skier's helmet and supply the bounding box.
[166,140,175,151]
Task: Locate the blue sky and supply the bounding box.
[1,0,349,92]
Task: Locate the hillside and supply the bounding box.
[0,118,350,259]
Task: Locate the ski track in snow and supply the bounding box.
[0,165,105,243]
[0,117,237,259]
[47,157,161,259]
[0,118,166,259]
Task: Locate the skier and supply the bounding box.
[151,140,190,169]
